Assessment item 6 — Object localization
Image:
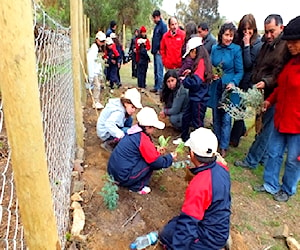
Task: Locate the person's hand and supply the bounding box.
[111,59,116,64]
[157,146,166,155]
[159,110,166,118]
[182,69,191,76]
[243,32,251,46]
[118,62,121,68]
[171,152,177,160]
[255,81,265,89]
[226,83,234,90]
[213,74,220,80]
[262,100,271,112]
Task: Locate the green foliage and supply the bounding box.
[158,135,171,147]
[176,0,220,29]
[65,232,72,241]
[99,174,119,210]
[212,64,223,77]
[175,141,185,155]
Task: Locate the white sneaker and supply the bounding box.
[93,102,104,109]
[173,138,183,145]
[137,186,151,195]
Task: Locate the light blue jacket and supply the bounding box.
[96,98,127,141]
[208,43,244,108]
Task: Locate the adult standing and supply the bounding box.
[198,22,217,54]
[210,22,244,157]
[160,17,185,71]
[106,20,117,37]
[230,14,262,147]
[253,16,300,202]
[129,29,139,78]
[234,14,290,169]
[150,10,167,94]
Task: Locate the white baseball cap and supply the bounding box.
[185,128,218,157]
[182,36,203,58]
[110,32,117,39]
[106,37,114,45]
[123,88,143,109]
[136,107,165,129]
[95,31,106,41]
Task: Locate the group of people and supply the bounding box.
[87,20,125,109]
[92,11,300,249]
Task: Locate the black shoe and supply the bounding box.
[234,160,251,169]
[150,88,157,93]
[253,185,266,192]
[273,190,290,202]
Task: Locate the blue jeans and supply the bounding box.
[212,107,232,150]
[245,106,275,168]
[153,53,164,91]
[263,129,300,195]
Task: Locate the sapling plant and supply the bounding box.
[158,135,171,147]
[175,141,185,156]
[99,174,119,210]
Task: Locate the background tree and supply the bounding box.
[176,0,221,32]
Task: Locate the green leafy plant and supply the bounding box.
[99,174,119,210]
[212,64,223,77]
[158,135,171,147]
[65,232,72,241]
[175,141,185,156]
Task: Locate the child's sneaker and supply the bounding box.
[137,186,151,195]
[173,138,183,145]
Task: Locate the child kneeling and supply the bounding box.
[107,107,177,194]
[159,127,231,249]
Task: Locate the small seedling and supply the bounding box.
[159,185,166,192]
[158,135,171,147]
[65,232,71,241]
[99,174,119,210]
[175,141,185,156]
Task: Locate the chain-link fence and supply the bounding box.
[0,2,76,249]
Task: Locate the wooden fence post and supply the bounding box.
[78,0,86,104]
[0,1,60,249]
[70,0,84,148]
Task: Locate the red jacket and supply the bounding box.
[267,56,300,134]
[160,29,185,69]
[135,38,151,63]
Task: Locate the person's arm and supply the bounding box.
[164,88,188,116]
[145,39,151,51]
[139,133,174,169]
[230,46,244,87]
[104,111,125,139]
[243,40,262,69]
[160,35,167,66]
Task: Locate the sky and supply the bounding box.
[161,0,299,30]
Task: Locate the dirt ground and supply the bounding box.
[76,83,300,250]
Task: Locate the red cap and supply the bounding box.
[140,26,147,33]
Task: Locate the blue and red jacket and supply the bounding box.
[160,161,231,249]
[107,125,173,191]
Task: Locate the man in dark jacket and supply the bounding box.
[106,20,117,37]
[159,128,231,250]
[235,14,290,170]
[198,22,216,54]
[150,10,167,93]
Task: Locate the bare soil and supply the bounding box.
[76,83,300,250]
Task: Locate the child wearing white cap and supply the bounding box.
[178,36,213,142]
[159,127,231,249]
[97,88,143,152]
[107,107,177,194]
[87,31,106,109]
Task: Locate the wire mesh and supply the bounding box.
[34,2,76,249]
[0,1,76,249]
